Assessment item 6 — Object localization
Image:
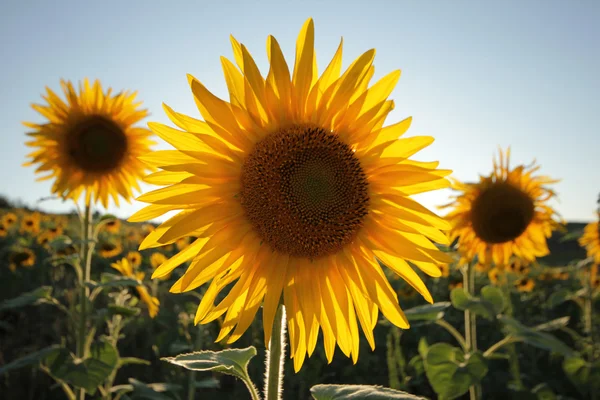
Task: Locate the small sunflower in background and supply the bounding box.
[488,268,505,286]
[506,259,530,276]
[111,258,159,318]
[9,248,36,272]
[2,212,18,228]
[126,251,142,268]
[47,225,64,237]
[443,148,562,266]
[579,213,600,263]
[0,223,8,238]
[103,219,122,234]
[475,262,491,273]
[98,240,123,258]
[23,79,155,207]
[449,280,463,290]
[150,252,170,280]
[20,212,41,235]
[437,263,450,278]
[36,231,54,247]
[515,277,535,293]
[131,18,452,370]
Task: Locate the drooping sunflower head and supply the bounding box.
[103,219,122,234]
[131,18,452,371]
[579,215,600,263]
[23,79,155,207]
[9,248,36,271]
[98,240,123,258]
[443,148,562,266]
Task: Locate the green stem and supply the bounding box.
[501,282,524,390]
[264,304,286,400]
[77,201,93,400]
[583,268,597,400]
[463,262,481,400]
[483,336,520,358]
[435,319,467,351]
[187,325,204,400]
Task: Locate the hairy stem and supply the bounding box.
[264,305,286,400]
[436,319,467,351]
[463,262,481,400]
[77,201,93,400]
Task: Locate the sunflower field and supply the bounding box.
[1,16,599,400]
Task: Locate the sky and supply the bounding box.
[0,0,598,222]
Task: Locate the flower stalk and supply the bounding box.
[264,305,286,400]
[77,200,93,400]
[463,262,481,400]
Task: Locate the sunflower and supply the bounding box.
[437,263,450,278]
[0,223,7,238]
[150,252,170,280]
[20,213,41,235]
[506,259,530,276]
[103,219,122,234]
[515,277,535,292]
[48,225,64,237]
[475,262,490,273]
[126,251,142,268]
[591,264,600,290]
[111,258,160,318]
[488,268,505,286]
[37,231,54,247]
[98,240,123,258]
[443,148,561,266]
[448,280,463,290]
[579,215,600,263]
[130,18,452,371]
[2,212,18,228]
[23,79,155,207]
[175,237,191,251]
[9,248,36,272]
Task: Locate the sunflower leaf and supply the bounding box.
[0,286,53,312]
[0,345,62,376]
[310,384,427,399]
[404,302,451,323]
[547,288,579,308]
[450,288,497,320]
[163,347,257,381]
[533,317,570,332]
[562,357,600,395]
[499,316,575,357]
[423,343,488,400]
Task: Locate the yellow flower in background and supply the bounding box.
[103,219,122,234]
[130,17,452,371]
[443,148,562,266]
[0,224,7,238]
[20,212,41,235]
[9,249,36,272]
[515,277,535,292]
[125,228,142,245]
[48,225,64,237]
[488,268,505,286]
[437,263,450,277]
[2,212,17,228]
[23,79,155,208]
[98,240,123,258]
[506,259,530,276]
[150,252,170,280]
[591,264,599,289]
[475,262,490,273]
[175,237,191,251]
[141,223,155,236]
[448,280,463,290]
[127,251,142,268]
[111,258,160,318]
[37,231,54,247]
[579,215,600,263]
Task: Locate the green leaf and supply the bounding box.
[86,273,140,289]
[195,377,220,389]
[310,384,428,399]
[531,383,557,400]
[534,317,570,332]
[0,345,61,375]
[450,288,497,320]
[480,285,505,314]
[407,355,425,377]
[547,288,578,308]
[45,341,119,394]
[107,304,141,317]
[0,286,53,312]
[562,357,600,394]
[500,316,575,357]
[119,357,151,367]
[128,378,182,400]
[423,343,488,400]
[404,302,451,323]
[417,338,429,360]
[163,347,256,381]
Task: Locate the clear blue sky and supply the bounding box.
[1,0,598,222]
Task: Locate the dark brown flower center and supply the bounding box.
[67,115,127,173]
[10,251,32,265]
[471,182,535,244]
[240,125,369,259]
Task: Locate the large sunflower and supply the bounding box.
[131,18,452,371]
[579,214,600,263]
[23,79,155,207]
[443,149,561,266]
